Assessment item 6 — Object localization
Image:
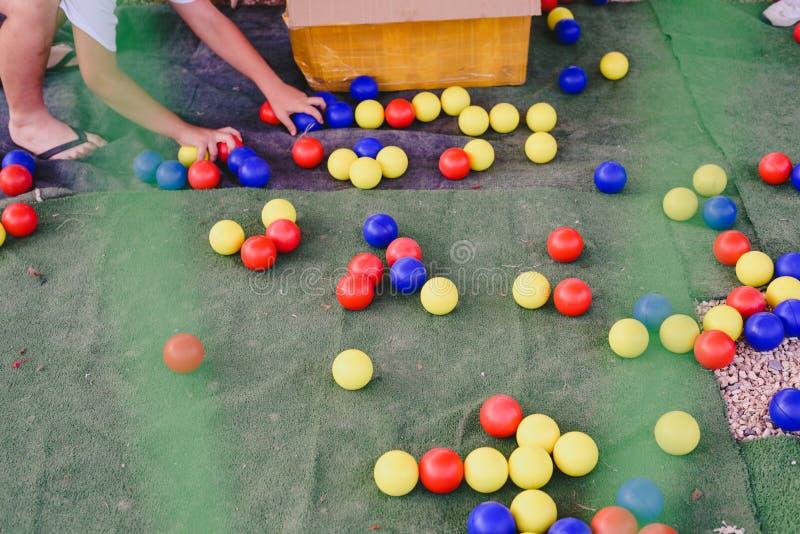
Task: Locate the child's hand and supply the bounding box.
[230,0,239,8]
[264,83,326,136]
[177,125,242,161]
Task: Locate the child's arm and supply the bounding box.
[170,0,325,136]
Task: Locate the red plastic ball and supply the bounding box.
[419,448,464,494]
[479,394,523,438]
[795,23,800,44]
[265,219,301,253]
[385,237,423,267]
[713,230,750,266]
[259,100,280,125]
[541,0,558,10]
[240,235,277,271]
[639,524,677,534]
[1,202,38,237]
[758,152,792,185]
[0,164,33,196]
[553,278,592,316]
[694,330,736,370]
[591,506,638,534]
[348,253,384,286]
[217,136,244,164]
[163,333,204,373]
[726,285,766,319]
[335,273,375,311]
[547,227,584,263]
[187,160,220,189]
[384,98,416,129]
[292,137,325,169]
[439,148,471,180]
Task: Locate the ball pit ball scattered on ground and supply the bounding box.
[354,100,385,129]
[512,271,551,310]
[633,293,673,330]
[693,163,727,196]
[463,447,508,493]
[526,102,558,132]
[774,299,800,337]
[386,237,422,265]
[373,450,418,496]
[419,448,463,494]
[440,86,471,116]
[327,148,358,181]
[261,198,296,228]
[439,148,472,180]
[713,230,751,266]
[559,65,588,94]
[795,22,800,43]
[187,160,220,190]
[354,137,384,159]
[599,51,630,80]
[792,163,800,190]
[347,253,384,286]
[726,285,767,319]
[133,150,163,183]
[1,202,38,237]
[654,410,701,455]
[480,394,523,438]
[291,137,324,169]
[766,276,800,307]
[177,145,208,167]
[489,103,520,133]
[591,506,638,534]
[662,187,698,221]
[552,431,599,477]
[467,501,516,534]
[238,157,271,188]
[547,6,574,30]
[458,105,490,136]
[555,18,581,44]
[463,139,495,171]
[155,160,188,190]
[758,151,793,184]
[240,235,277,271]
[768,388,800,431]
[775,251,800,279]
[420,277,459,315]
[616,477,664,524]
[259,100,280,125]
[335,273,375,311]
[638,524,678,534]
[541,0,558,10]
[325,101,355,128]
[735,250,774,287]
[163,333,204,373]
[659,314,700,354]
[701,195,738,230]
[547,226,584,262]
[510,489,558,533]
[703,304,743,340]
[508,445,553,490]
[0,223,5,248]
[593,160,627,193]
[2,149,36,174]
[517,413,561,453]
[349,75,379,102]
[384,98,416,128]
[744,312,785,352]
[553,278,592,316]
[265,219,301,253]
[349,157,383,190]
[209,220,245,255]
[0,164,33,196]
[376,146,408,178]
[525,132,558,163]
[608,318,650,358]
[390,257,428,294]
[547,517,592,534]
[411,91,441,122]
[331,349,373,390]
[694,330,736,370]
[363,213,399,248]
[227,146,258,175]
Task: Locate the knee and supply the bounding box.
[79,62,117,100]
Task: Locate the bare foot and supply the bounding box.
[9,113,106,160]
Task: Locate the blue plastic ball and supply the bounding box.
[702,195,738,230]
[354,137,384,159]
[238,157,271,188]
[326,101,355,128]
[769,388,800,431]
[633,293,673,330]
[548,517,592,534]
[594,161,628,194]
[390,257,427,294]
[616,477,664,523]
[363,213,399,248]
[2,149,36,174]
[228,146,258,175]
[744,312,785,352]
[132,150,163,183]
[349,75,379,102]
[155,160,187,190]
[559,66,587,94]
[555,19,581,45]
[774,299,800,337]
[791,163,800,191]
[775,252,800,280]
[314,91,338,107]
[591,0,609,4]
[467,501,516,534]
[293,112,322,133]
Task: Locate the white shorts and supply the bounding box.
[59,0,196,52]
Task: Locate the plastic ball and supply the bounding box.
[386,237,422,265]
[553,278,592,317]
[694,330,736,370]
[349,157,383,190]
[593,161,627,193]
[464,139,495,171]
[766,276,800,307]
[313,90,337,107]
[775,252,800,279]
[555,19,581,44]
[217,135,244,164]
[638,524,678,534]
[335,273,375,311]
[510,490,558,533]
[363,214,399,249]
[558,66,587,94]
[736,251,774,287]
[1,202,37,237]
[553,431,598,477]
[713,230,751,266]
[608,318,650,358]
[187,160,220,189]
[547,227,583,262]
[541,0,558,10]
[240,235,277,271]
[439,148,471,180]
[325,101,354,128]
[702,195,738,230]
[440,86,471,116]
[693,163,727,196]
[464,447,508,493]
[261,198,296,228]
[177,146,208,167]
[376,146,408,178]
[547,6,574,30]
[227,146,258,175]
[744,312,785,351]
[633,293,673,330]
[292,137,324,169]
[489,103,520,133]
[259,100,280,125]
[293,112,322,133]
[412,91,442,122]
[547,517,592,534]
[795,22,800,43]
[467,502,516,534]
[354,100,385,129]
[480,394,523,438]
[132,150,163,183]
[0,223,5,248]
[163,333,204,373]
[526,102,557,132]
[726,286,766,319]
[774,299,800,337]
[459,105,490,136]
[654,411,701,455]
[517,413,560,453]
[390,257,427,294]
[265,219,301,253]
[769,388,800,431]
[2,149,35,174]
[512,271,551,309]
[525,132,558,163]
[238,157,271,188]
[155,160,188,190]
[599,51,630,80]
[419,448,463,494]
[662,187,698,221]
[508,445,553,490]
[373,450,418,497]
[331,349,373,390]
[420,277,459,315]
[384,98,416,128]
[0,164,33,196]
[616,478,663,524]
[758,152,792,184]
[658,314,700,354]
[209,220,245,255]
[591,506,638,534]
[702,304,743,340]
[349,75,379,102]
[354,137,384,159]
[327,148,358,181]
[348,253,384,286]
[793,163,800,190]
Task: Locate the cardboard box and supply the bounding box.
[285,0,540,91]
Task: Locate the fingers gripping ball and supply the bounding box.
[259,100,280,125]
[526,102,557,133]
[608,318,650,358]
[633,293,673,330]
[735,251,774,287]
[133,150,163,183]
[510,490,558,533]
[261,198,296,228]
[726,286,766,319]
[558,66,587,94]
[766,276,800,307]
[439,148,472,180]
[508,445,553,490]
[373,450,418,496]
[744,312,785,352]
[412,91,441,122]
[702,195,738,230]
[599,51,629,80]
[547,227,584,262]
[517,413,561,453]
[658,314,700,354]
[662,187,698,221]
[713,230,751,266]
[332,349,373,390]
[354,100,385,129]
[349,157,383,190]
[419,448,463,494]
[386,237,422,266]
[758,152,792,185]
[480,394,523,438]
[336,273,375,311]
[209,220,245,255]
[363,213,399,248]
[548,517,592,534]
[553,432,598,477]
[464,447,508,493]
[217,135,243,164]
[591,506,638,534]
[553,278,592,317]
[459,106,490,137]
[512,271,551,310]
[769,388,800,431]
[654,411,701,455]
[327,148,358,181]
[463,139,495,171]
[348,253,384,286]
[440,86,471,116]
[702,304,743,340]
[187,160,220,189]
[177,146,209,167]
[420,277,459,315]
[616,478,663,524]
[292,112,322,133]
[0,164,33,196]
[525,132,558,163]
[467,502,516,534]
[240,236,277,271]
[265,219,302,253]
[376,146,408,178]
[489,103,520,133]
[693,330,736,370]
[292,137,324,169]
[693,163,727,196]
[163,333,204,373]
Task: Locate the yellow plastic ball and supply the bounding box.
[412,91,441,122]
[376,146,408,179]
[440,86,471,116]
[261,198,297,228]
[702,304,743,340]
[547,6,574,31]
[463,139,495,171]
[420,277,459,315]
[373,450,418,496]
[516,414,560,453]
[349,157,383,190]
[766,276,800,307]
[177,145,209,167]
[0,222,5,248]
[654,411,701,456]
[692,164,728,196]
[525,132,558,164]
[355,99,385,129]
[526,102,558,133]
[599,51,630,81]
[327,148,358,181]
[553,432,599,477]
[508,445,553,490]
[659,314,700,354]
[489,103,520,134]
[735,251,774,287]
[510,489,558,533]
[331,349,373,390]
[608,318,650,358]
[458,105,490,137]
[512,271,551,310]
[662,187,698,221]
[463,447,508,493]
[208,220,245,255]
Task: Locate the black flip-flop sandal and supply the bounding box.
[46,43,78,72]
[12,126,92,160]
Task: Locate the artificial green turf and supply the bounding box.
[740,436,800,534]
